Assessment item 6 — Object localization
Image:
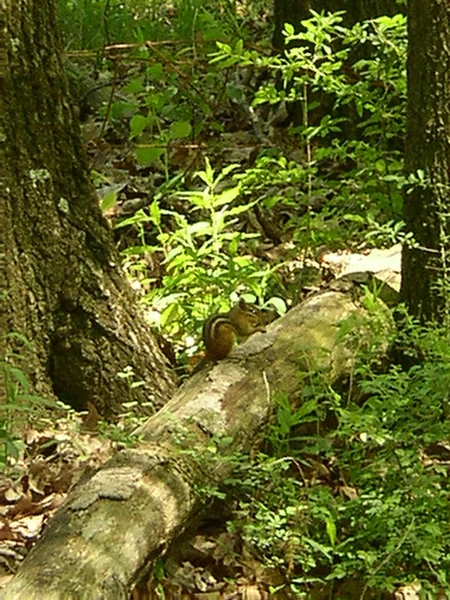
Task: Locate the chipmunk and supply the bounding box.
[193,299,266,372]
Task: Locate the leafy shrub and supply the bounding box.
[57,0,257,49]
[117,160,280,351]
[1,334,56,469]
[225,310,450,596]
[211,12,408,248]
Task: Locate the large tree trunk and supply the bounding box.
[400,0,450,324]
[1,0,177,415]
[3,290,364,599]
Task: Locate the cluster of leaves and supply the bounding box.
[225,306,450,596]
[92,11,409,358]
[213,11,408,250]
[101,10,407,240]
[1,334,57,469]
[57,0,262,50]
[118,160,280,351]
[58,7,410,322]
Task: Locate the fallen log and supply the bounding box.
[3,290,364,599]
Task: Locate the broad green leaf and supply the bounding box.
[123,77,143,94]
[225,84,244,101]
[130,115,149,139]
[136,146,164,165]
[188,221,211,236]
[212,186,240,208]
[375,159,386,173]
[297,398,318,419]
[267,297,287,315]
[284,23,295,36]
[169,121,192,140]
[147,63,164,81]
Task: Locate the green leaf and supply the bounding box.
[212,186,241,208]
[153,557,165,581]
[136,146,164,165]
[130,115,149,139]
[123,77,143,94]
[343,214,365,223]
[101,189,118,212]
[326,517,337,547]
[7,367,29,393]
[202,157,214,184]
[169,121,192,140]
[147,63,164,81]
[6,439,20,460]
[150,200,161,227]
[188,221,211,236]
[3,332,32,347]
[267,297,287,315]
[375,159,386,173]
[226,84,244,101]
[234,39,244,54]
[15,394,58,407]
[297,398,318,419]
[304,537,333,560]
[114,209,151,229]
[284,23,295,36]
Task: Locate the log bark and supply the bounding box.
[3,290,361,600]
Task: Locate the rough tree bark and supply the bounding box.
[3,289,365,599]
[1,4,7,406]
[1,0,177,416]
[400,0,450,323]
